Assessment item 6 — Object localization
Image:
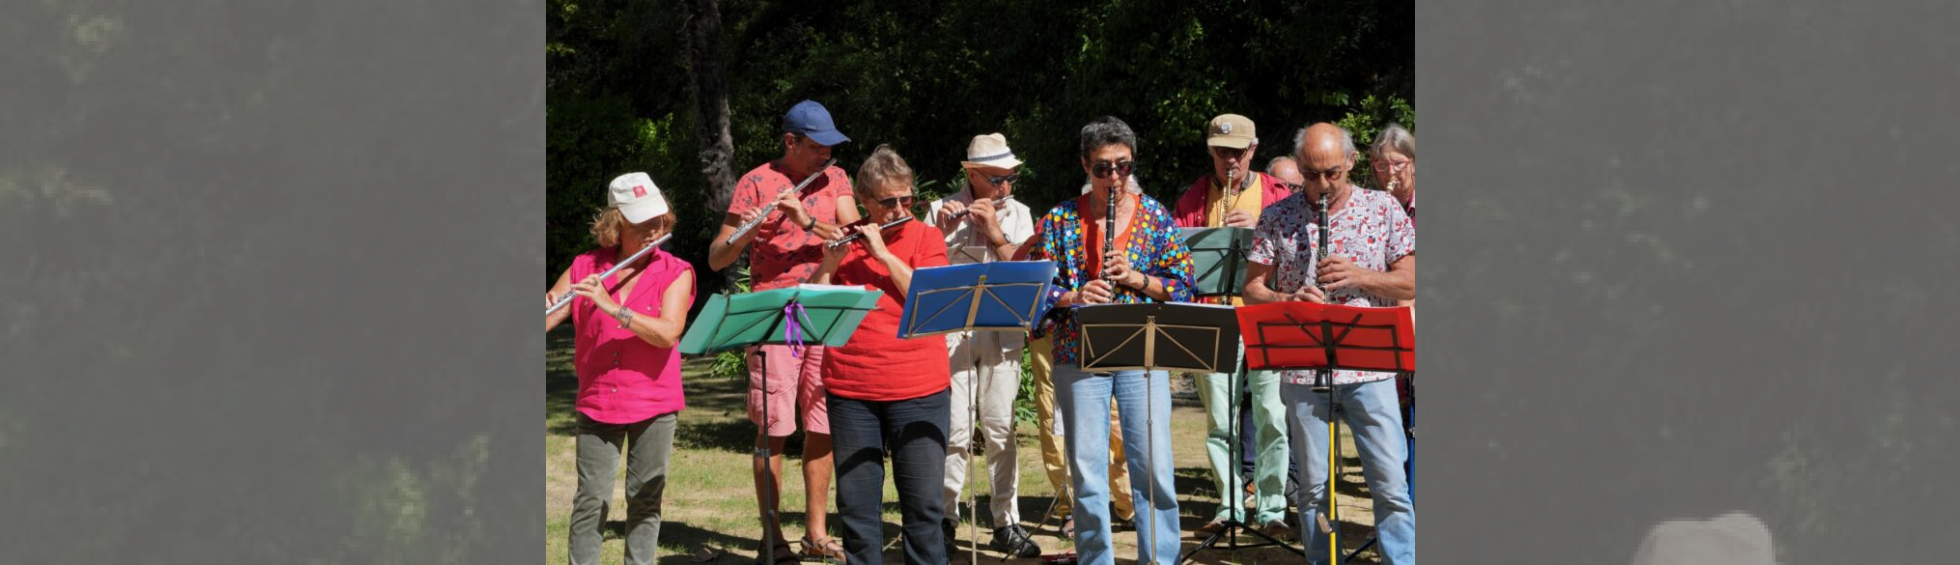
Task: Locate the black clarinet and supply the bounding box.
[1310,190,1333,393]
[1103,175,1120,286]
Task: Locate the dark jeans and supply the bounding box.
[828,388,950,565]
[570,412,677,565]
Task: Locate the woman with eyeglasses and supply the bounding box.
[1370,123,1415,218]
[1369,122,1417,497]
[1025,116,1195,565]
[809,144,954,565]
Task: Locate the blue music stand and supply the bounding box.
[898,260,1056,561]
[899,261,1058,338]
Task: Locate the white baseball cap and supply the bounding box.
[607,172,669,223]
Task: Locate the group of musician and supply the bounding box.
[548,99,1416,565]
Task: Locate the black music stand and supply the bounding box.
[1074,302,1241,565]
[677,284,882,565]
[899,261,1057,563]
[1237,301,1414,564]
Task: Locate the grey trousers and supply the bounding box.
[569,411,677,565]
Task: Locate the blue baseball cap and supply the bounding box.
[781,100,850,146]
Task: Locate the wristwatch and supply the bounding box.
[802,215,818,230]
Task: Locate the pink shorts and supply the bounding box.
[746,343,830,437]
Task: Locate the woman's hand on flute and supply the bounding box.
[570,274,618,312]
[853,223,892,261]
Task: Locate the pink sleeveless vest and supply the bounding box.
[569,247,694,424]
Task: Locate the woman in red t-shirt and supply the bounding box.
[809,144,952,564]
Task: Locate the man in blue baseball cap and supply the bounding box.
[708,99,860,564]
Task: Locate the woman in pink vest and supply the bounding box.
[545,172,696,565]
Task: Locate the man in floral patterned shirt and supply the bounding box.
[1243,123,1415,565]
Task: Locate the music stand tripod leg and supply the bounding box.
[1180,354,1297,563]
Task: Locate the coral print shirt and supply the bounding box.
[729,161,854,291]
[570,247,695,423]
[1028,193,1196,366]
[822,220,953,402]
[1247,186,1414,386]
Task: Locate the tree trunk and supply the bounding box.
[684,0,741,290]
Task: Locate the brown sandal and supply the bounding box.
[801,534,845,563]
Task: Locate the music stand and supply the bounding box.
[898,261,1057,564]
[1236,301,1414,564]
[1171,226,1301,562]
[678,283,883,564]
[1074,301,1240,565]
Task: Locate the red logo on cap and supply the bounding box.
[633,185,647,198]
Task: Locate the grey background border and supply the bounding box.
[2,0,542,562]
[1422,1,1958,563]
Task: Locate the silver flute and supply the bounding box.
[546,233,672,316]
[724,158,837,245]
[824,216,914,249]
[950,195,1014,219]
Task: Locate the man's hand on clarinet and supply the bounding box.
[1289,284,1328,304]
[1316,255,1368,292]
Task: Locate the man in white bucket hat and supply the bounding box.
[928,133,1044,558]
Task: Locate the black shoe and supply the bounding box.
[1110,516,1136,532]
[990,525,1043,558]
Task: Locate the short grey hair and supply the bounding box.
[1079,116,1138,160]
[1291,124,1357,160]
[1264,156,1296,175]
[1371,122,1414,160]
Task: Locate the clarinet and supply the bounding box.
[1103,174,1120,286]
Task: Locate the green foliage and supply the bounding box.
[548,0,1415,282]
[1336,93,1416,188]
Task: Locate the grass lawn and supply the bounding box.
[546,328,1382,564]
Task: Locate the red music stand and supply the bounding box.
[1235,301,1413,564]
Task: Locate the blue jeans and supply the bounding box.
[1055,364,1179,565]
[828,389,950,565]
[1283,379,1414,565]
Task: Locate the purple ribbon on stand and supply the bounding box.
[783,303,807,358]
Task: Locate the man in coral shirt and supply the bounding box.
[707,99,861,562]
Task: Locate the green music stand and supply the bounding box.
[677,283,881,564]
[1178,227,1254,298]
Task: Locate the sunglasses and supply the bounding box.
[1210,146,1250,160]
[1301,166,1349,182]
[984,173,1021,186]
[873,195,916,208]
[1091,160,1135,179]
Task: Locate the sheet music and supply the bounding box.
[794,283,866,292]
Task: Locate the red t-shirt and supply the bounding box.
[822,220,952,402]
[728,161,854,291]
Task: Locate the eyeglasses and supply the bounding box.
[1282,182,1306,193]
[985,173,1021,186]
[1370,159,1410,172]
[1210,146,1250,160]
[1302,166,1349,182]
[1091,160,1135,179]
[874,195,916,208]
